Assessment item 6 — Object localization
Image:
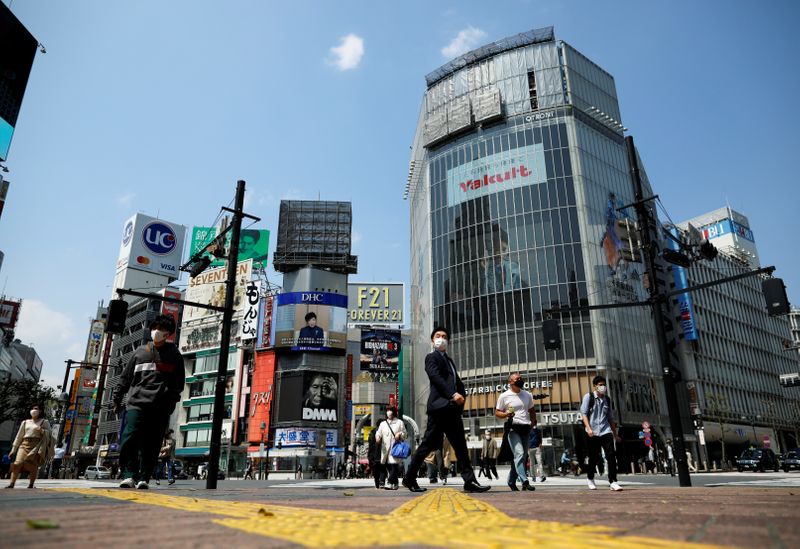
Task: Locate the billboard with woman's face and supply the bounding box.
[272,292,347,352]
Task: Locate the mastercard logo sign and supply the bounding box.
[136,256,151,265]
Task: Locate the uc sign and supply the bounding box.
[142,222,177,255]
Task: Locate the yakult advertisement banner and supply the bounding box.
[445,144,546,207]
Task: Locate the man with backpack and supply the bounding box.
[580,375,622,491]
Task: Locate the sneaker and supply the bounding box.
[136,481,149,490]
[168,479,175,485]
[587,479,597,490]
[538,476,546,483]
[609,482,623,491]
[155,479,160,485]
[119,478,135,489]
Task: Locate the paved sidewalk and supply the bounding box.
[0,481,797,548]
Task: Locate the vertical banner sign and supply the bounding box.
[161,289,182,343]
[240,281,260,341]
[666,226,698,341]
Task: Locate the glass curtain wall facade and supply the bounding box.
[409,28,670,471]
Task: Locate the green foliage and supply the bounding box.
[0,379,57,427]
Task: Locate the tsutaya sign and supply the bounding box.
[464,379,553,396]
[538,410,583,426]
[446,144,547,207]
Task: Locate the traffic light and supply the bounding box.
[189,256,212,278]
[662,248,692,268]
[106,299,129,334]
[762,278,790,316]
[697,239,718,261]
[542,318,561,350]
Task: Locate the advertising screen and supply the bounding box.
[275,370,340,424]
[273,292,347,352]
[359,329,401,373]
[347,283,404,326]
[190,226,270,269]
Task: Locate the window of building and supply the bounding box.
[527,70,538,110]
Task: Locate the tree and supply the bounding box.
[0,379,57,428]
[706,392,731,470]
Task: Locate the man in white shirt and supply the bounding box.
[51,444,66,479]
[495,372,536,492]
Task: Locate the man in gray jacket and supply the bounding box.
[113,314,184,489]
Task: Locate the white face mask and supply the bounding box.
[596,385,607,395]
[386,411,394,419]
[30,409,40,418]
[151,329,169,343]
[485,434,491,439]
[433,337,448,351]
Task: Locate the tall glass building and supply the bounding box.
[408,27,673,468]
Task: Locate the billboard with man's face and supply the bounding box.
[274,370,340,424]
[189,226,270,269]
[272,292,347,352]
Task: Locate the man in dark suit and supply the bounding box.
[401,326,490,493]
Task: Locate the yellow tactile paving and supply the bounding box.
[57,488,732,548]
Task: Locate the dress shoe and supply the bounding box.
[429,478,438,484]
[522,481,535,491]
[401,479,427,493]
[507,482,519,491]
[463,481,491,493]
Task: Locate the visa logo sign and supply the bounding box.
[160,263,176,272]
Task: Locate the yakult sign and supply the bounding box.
[116,213,186,280]
[446,144,547,207]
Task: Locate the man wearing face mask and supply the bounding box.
[401,326,490,493]
[496,373,536,491]
[113,314,185,489]
[580,375,622,491]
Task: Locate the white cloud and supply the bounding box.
[352,230,363,246]
[441,26,487,59]
[328,34,365,71]
[15,300,85,389]
[116,192,136,206]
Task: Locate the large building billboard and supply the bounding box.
[273,292,347,351]
[116,213,187,280]
[445,144,546,207]
[359,328,401,373]
[177,260,252,354]
[347,283,404,326]
[189,226,270,269]
[275,370,340,424]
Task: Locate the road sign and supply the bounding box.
[641,421,650,429]
[644,438,653,447]
[638,431,644,439]
[643,428,651,433]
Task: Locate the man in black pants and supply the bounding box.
[580,375,622,491]
[401,326,490,493]
[113,314,185,489]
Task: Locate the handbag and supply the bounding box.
[386,421,411,459]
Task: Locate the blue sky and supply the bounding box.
[2,0,798,387]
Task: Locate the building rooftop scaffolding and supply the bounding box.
[424,26,555,88]
[273,200,358,274]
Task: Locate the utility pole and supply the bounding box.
[206,180,246,489]
[625,135,692,487]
